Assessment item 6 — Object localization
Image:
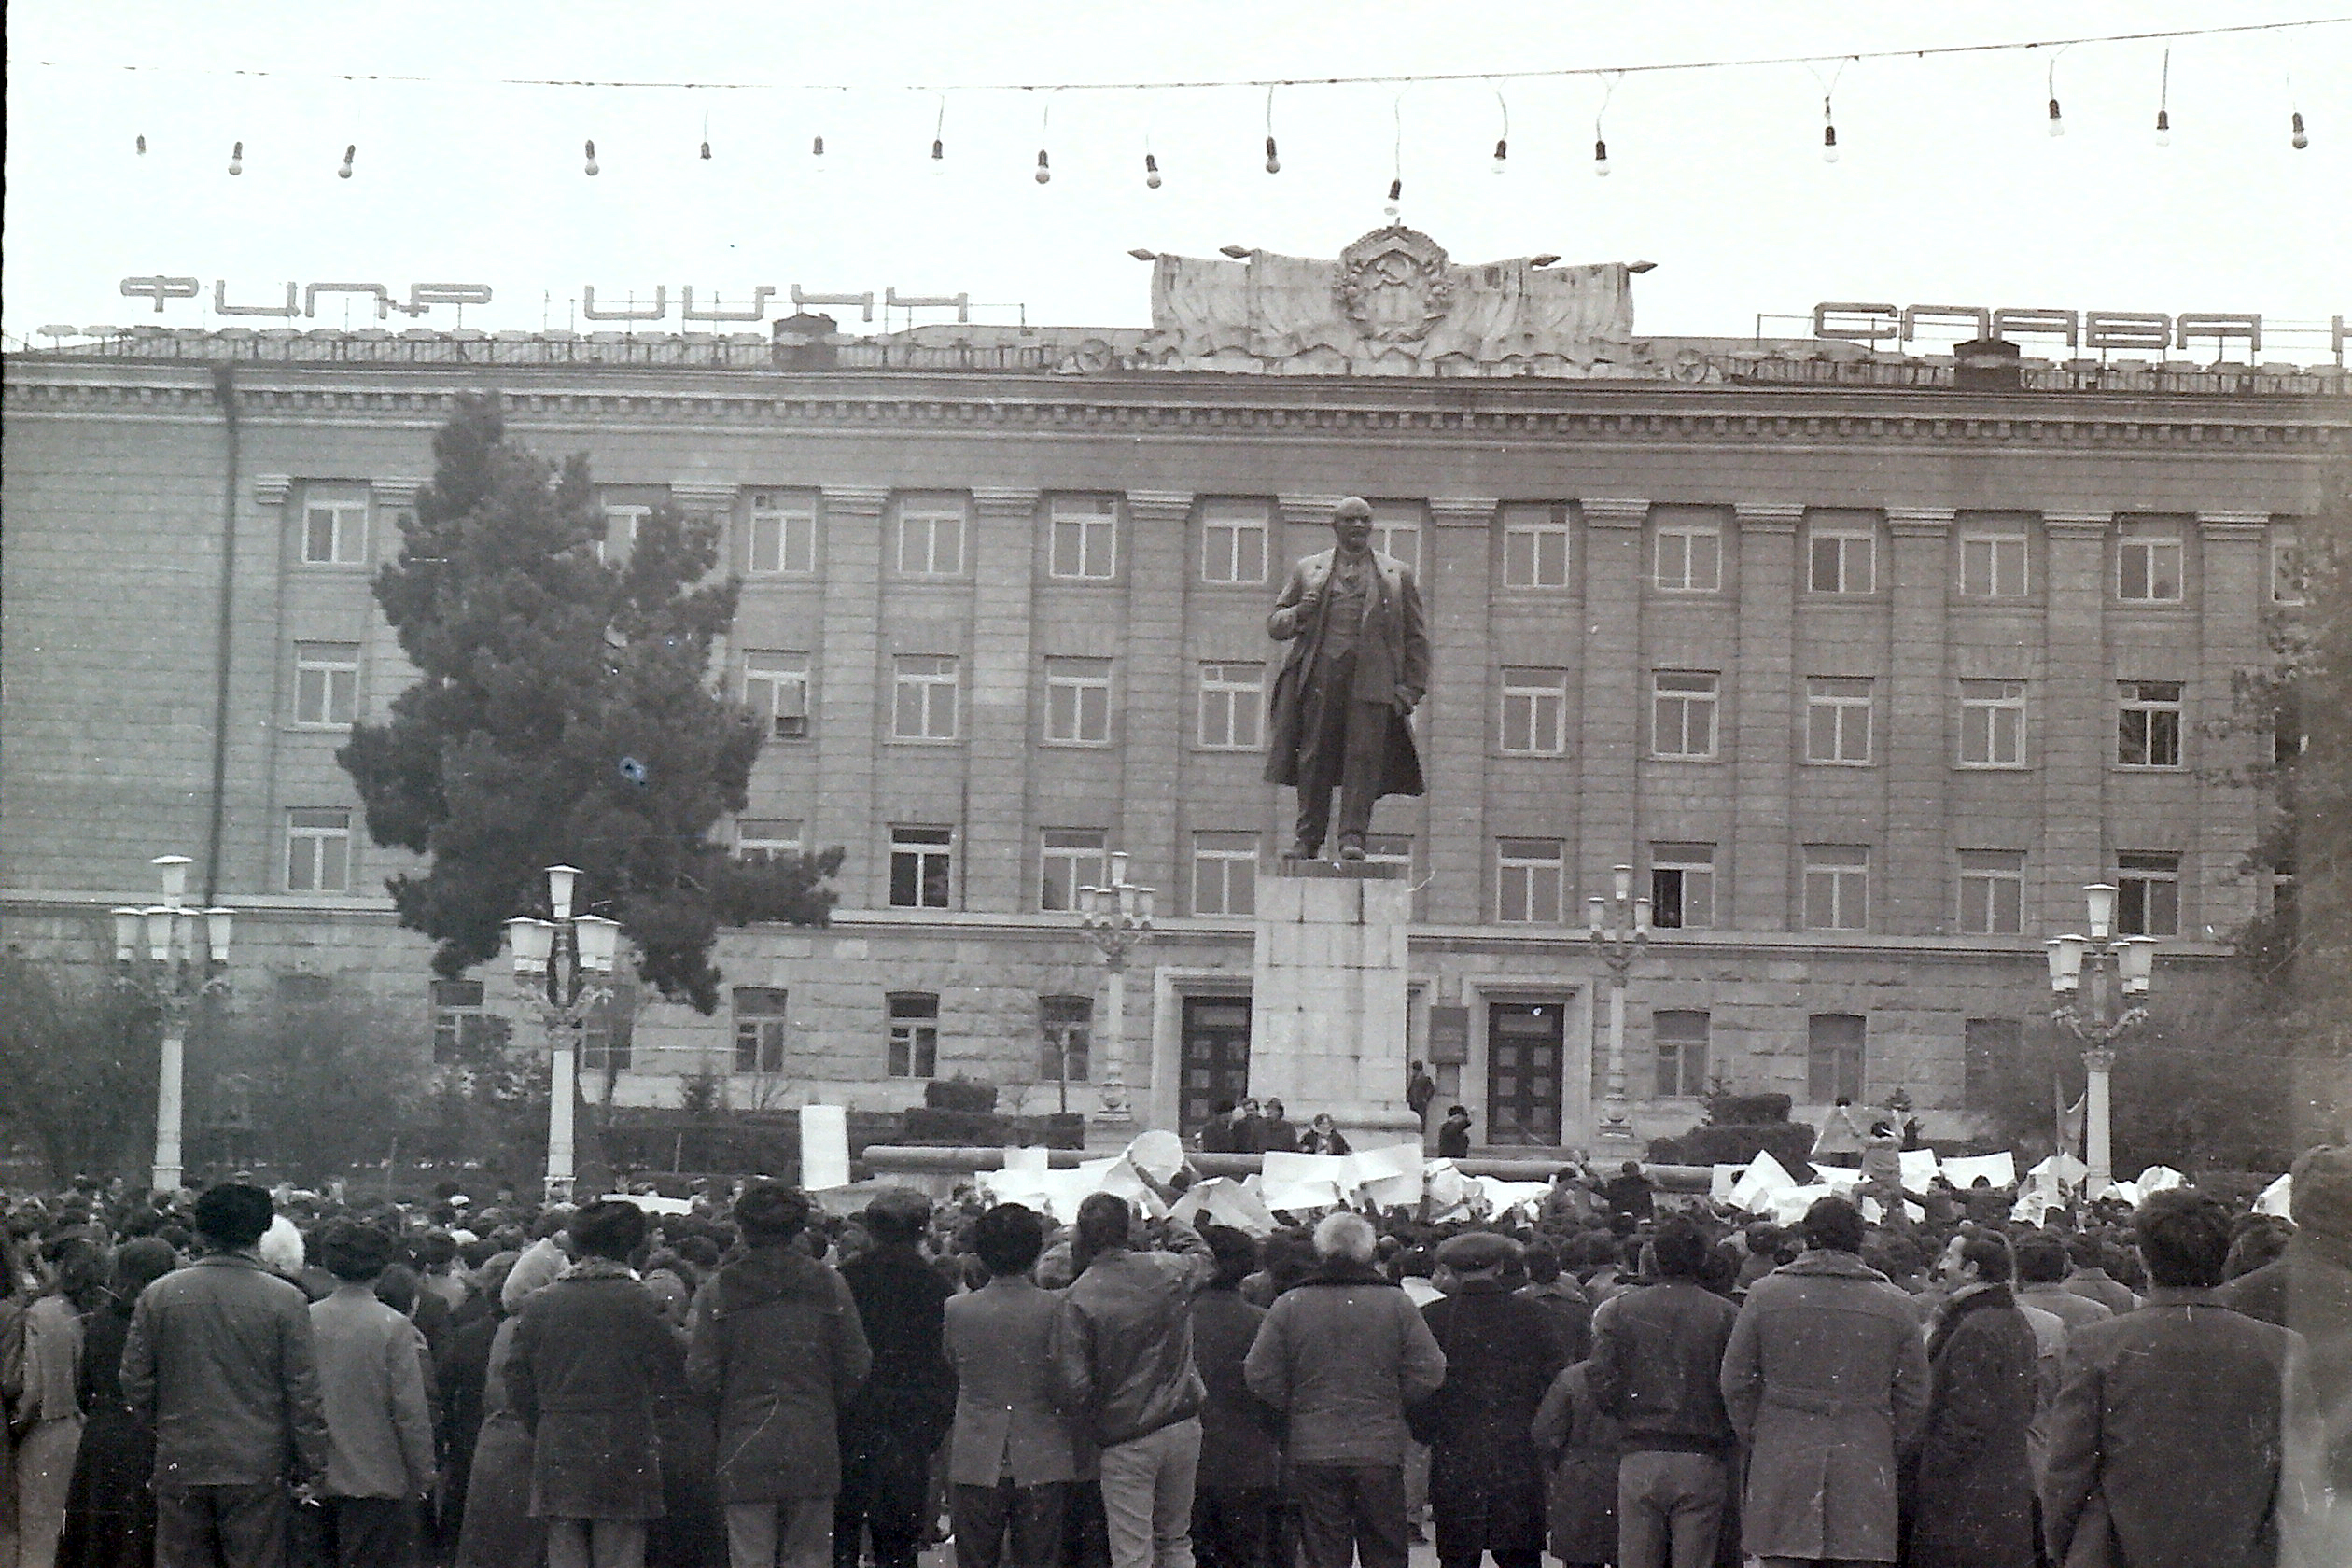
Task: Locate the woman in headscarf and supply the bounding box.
[14,1235,109,1568]
[58,1237,176,1568]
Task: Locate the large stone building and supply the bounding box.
[5,231,2344,1148]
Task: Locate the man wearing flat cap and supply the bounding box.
[834,1191,956,1568]
[1419,1233,1563,1568]
[1265,496,1430,862]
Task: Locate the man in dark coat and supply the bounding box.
[944,1204,1076,1568]
[1904,1232,2037,1568]
[1263,495,1429,861]
[1435,1108,1473,1162]
[2047,1190,2313,1568]
[1187,1226,1281,1568]
[1418,1232,1564,1568]
[509,1197,685,1568]
[835,1190,957,1568]
[687,1183,871,1568]
[1719,1196,1928,1567]
[2217,1143,2352,1563]
[1586,1218,1738,1568]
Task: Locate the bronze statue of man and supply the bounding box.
[1264,497,1430,861]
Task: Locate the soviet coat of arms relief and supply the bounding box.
[1334,226,1455,346]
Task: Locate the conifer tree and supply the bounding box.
[341,393,839,1012]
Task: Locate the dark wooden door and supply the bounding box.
[1181,997,1253,1134]
[1487,1001,1564,1146]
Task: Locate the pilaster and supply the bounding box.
[1884,508,1954,933]
[2040,511,2112,924]
[1425,498,1498,923]
[2196,511,2271,934]
[966,487,1043,913]
[1119,492,1194,908]
[815,485,889,905]
[1732,503,1802,931]
[1575,499,1649,928]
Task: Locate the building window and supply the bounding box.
[892,655,959,740]
[897,498,966,576]
[889,827,954,909]
[2117,530,2185,603]
[1654,517,1722,593]
[1804,678,1874,765]
[1960,531,2030,597]
[1043,657,1113,745]
[286,809,352,892]
[733,987,789,1073]
[599,504,651,566]
[1041,995,1092,1084]
[294,642,360,728]
[1653,1010,1711,1099]
[1803,846,1869,931]
[1807,1014,1867,1103]
[1652,672,1719,760]
[2116,853,2180,937]
[745,651,811,739]
[1650,845,1715,930]
[581,980,637,1074]
[1958,679,2026,767]
[1202,503,1269,584]
[748,491,817,575]
[1957,849,2027,935]
[1497,839,1565,924]
[1500,667,1569,756]
[301,493,369,565]
[430,980,506,1064]
[1808,521,1877,594]
[2117,681,2183,768]
[2271,528,2304,605]
[1370,504,1421,571]
[1192,832,1260,917]
[1051,497,1118,581]
[1502,505,1572,589]
[735,819,803,863]
[1197,663,1266,749]
[1964,1017,2022,1111]
[887,992,940,1079]
[1041,829,1109,913]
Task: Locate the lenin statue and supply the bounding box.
[1264,497,1431,861]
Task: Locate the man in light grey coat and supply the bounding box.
[1719,1196,1928,1568]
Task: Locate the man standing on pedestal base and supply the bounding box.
[1266,497,1430,861]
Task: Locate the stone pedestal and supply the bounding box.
[1250,864,1421,1139]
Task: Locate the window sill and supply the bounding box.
[1497,749,1571,760]
[1648,754,1723,763]
[1800,759,1876,768]
[287,722,356,734]
[1045,575,1123,587]
[886,736,962,747]
[1040,739,1113,749]
[1954,762,2032,772]
[2111,764,2188,774]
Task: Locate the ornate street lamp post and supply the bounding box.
[1586,863,1651,1151]
[1076,851,1155,1126]
[2046,882,2159,1197]
[112,855,235,1197]
[505,864,622,1204]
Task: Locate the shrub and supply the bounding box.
[924,1076,999,1113]
[1652,1122,1818,1171]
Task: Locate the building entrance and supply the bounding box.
[1487,1001,1564,1145]
[1181,996,1253,1134]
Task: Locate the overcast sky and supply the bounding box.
[7,1,2347,355]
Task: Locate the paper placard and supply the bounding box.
[1710,1165,1744,1202]
[1813,1164,1864,1194]
[1729,1151,1800,1211]
[2135,1165,2187,1195]
[1126,1130,1187,1184]
[1174,1177,1278,1239]
[1002,1146,1049,1172]
[1897,1148,1942,1187]
[2254,1173,2292,1218]
[799,1104,851,1191]
[2028,1153,2088,1186]
[1940,1152,2016,1189]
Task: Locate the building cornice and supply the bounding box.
[7,360,2343,457]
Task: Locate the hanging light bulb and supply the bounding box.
[228,140,244,175]
[931,98,945,173]
[1143,151,1162,189]
[583,139,599,176]
[1491,90,1509,175]
[1491,137,1507,175]
[2154,107,2171,147]
[1035,148,1051,184]
[1264,135,1281,175]
[2048,96,2065,136]
[1822,122,1840,162]
[136,134,147,156]
[339,144,356,180]
[700,140,712,160]
[2154,49,2172,146]
[1388,176,1403,202]
[2291,109,2308,149]
[931,137,945,162]
[1594,136,1611,176]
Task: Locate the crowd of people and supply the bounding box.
[0,1140,2345,1568]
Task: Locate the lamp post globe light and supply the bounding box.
[112,854,235,1197]
[2045,882,2160,1197]
[505,864,621,1203]
[1075,851,1155,1126]
[1585,862,1651,1152]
